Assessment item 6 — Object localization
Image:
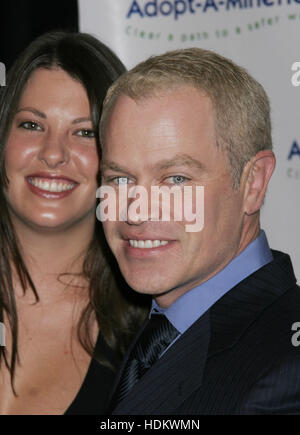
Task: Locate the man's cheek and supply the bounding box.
[102,223,114,245]
[110,225,122,252]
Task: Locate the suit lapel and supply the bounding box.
[113,250,297,414]
[113,311,210,414]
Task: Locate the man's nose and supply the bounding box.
[37,131,70,169]
[126,185,152,226]
[125,184,168,226]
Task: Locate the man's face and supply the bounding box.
[101,86,246,307]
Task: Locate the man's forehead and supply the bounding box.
[108,85,211,117]
[101,85,221,176]
[104,89,214,145]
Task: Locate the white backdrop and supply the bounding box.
[79,0,300,281]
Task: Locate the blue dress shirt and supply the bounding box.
[150,230,273,356]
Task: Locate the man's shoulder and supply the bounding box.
[205,248,299,373]
[209,249,299,335]
[257,248,300,319]
[185,252,300,414]
[236,256,300,414]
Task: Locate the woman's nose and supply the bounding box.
[37,132,70,169]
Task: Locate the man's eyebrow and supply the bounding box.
[16,107,46,118]
[155,154,206,171]
[101,155,206,174]
[100,161,136,178]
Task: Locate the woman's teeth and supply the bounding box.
[129,240,169,249]
[28,177,76,192]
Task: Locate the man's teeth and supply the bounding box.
[129,240,169,248]
[28,177,76,192]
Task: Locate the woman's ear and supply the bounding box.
[243,150,276,216]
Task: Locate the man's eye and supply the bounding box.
[166,175,188,185]
[115,177,131,185]
[19,121,42,131]
[75,129,95,138]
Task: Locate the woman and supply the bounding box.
[0,31,148,414]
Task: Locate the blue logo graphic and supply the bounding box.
[288,141,300,160]
[127,0,300,20]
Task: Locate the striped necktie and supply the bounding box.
[111,313,179,408]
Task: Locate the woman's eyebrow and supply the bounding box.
[72,117,92,124]
[16,109,92,125]
[16,107,46,118]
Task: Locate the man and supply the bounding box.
[99,48,300,414]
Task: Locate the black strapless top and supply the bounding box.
[64,334,116,415]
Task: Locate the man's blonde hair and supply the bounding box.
[100,48,272,188]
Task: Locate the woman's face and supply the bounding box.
[5,67,99,232]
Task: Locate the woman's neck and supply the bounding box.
[11,215,95,303]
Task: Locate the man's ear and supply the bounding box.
[243,150,276,216]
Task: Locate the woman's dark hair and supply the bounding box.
[0,31,149,391]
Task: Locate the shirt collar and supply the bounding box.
[151,230,273,333]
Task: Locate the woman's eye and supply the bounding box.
[166,175,188,185]
[19,121,42,131]
[75,129,96,138]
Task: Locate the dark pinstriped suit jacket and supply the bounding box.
[111,250,300,415]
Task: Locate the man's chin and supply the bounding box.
[122,273,168,296]
[125,276,177,299]
[129,283,167,296]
